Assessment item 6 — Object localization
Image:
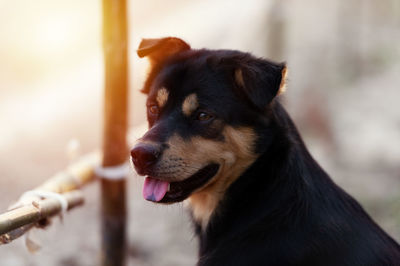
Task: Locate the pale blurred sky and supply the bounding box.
[0,0,101,96]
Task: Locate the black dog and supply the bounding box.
[131,37,400,266]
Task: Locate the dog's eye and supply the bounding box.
[196,112,213,121]
[148,104,159,115]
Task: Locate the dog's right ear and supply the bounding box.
[137,37,190,65]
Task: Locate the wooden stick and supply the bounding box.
[0,152,99,244]
[100,0,129,265]
[0,190,84,244]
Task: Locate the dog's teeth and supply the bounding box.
[167,184,171,192]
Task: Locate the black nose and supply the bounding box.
[131,144,160,174]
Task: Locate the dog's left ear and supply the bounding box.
[233,59,287,110]
[137,37,191,65]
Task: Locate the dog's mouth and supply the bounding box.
[142,163,220,203]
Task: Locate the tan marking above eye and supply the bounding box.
[234,68,245,88]
[156,87,169,108]
[182,93,199,116]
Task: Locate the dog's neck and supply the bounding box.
[194,140,317,256]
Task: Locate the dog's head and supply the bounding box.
[132,37,287,204]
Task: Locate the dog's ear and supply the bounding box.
[232,58,287,110]
[137,37,190,65]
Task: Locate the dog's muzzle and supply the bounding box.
[130,143,160,175]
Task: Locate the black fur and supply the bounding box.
[136,38,400,266]
[195,102,400,265]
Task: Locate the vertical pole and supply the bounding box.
[101,0,128,266]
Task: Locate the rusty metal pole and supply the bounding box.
[100,0,128,265]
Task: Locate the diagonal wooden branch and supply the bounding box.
[0,190,83,244]
[0,151,100,244]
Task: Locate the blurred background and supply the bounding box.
[0,0,399,265]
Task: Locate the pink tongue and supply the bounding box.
[143,177,169,202]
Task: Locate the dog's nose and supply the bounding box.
[131,143,160,174]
